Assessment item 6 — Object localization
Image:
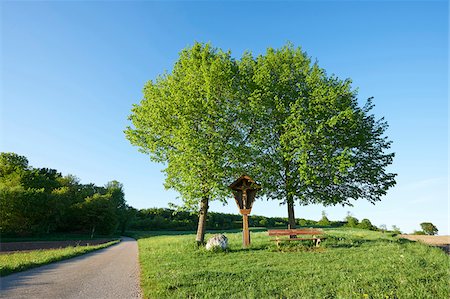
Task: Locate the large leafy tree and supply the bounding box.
[420,222,438,235]
[244,44,396,228]
[125,43,246,244]
[76,193,117,237]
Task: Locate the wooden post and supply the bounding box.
[242,213,250,247]
[241,189,250,247]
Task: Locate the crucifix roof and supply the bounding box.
[229,175,261,190]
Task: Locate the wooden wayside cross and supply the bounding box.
[229,175,261,247]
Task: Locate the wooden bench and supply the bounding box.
[268,228,325,247]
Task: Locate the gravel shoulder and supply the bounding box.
[0,237,141,299]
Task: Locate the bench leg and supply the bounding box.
[315,238,321,247]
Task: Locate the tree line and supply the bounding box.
[129,208,402,234]
[1,152,436,237]
[0,152,134,237]
[125,42,397,244]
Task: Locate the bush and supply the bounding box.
[297,218,317,227]
[345,215,359,228]
[413,230,426,235]
[358,219,375,230]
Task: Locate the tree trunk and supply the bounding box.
[284,161,296,236]
[287,199,296,229]
[90,225,96,239]
[196,196,209,245]
[287,197,297,238]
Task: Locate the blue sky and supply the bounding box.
[1,1,448,234]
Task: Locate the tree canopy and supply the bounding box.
[243,44,396,227]
[0,152,133,236]
[126,42,396,240]
[420,222,438,235]
[125,43,248,243]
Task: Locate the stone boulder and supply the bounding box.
[205,234,228,251]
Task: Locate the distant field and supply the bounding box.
[1,233,121,243]
[134,228,450,299]
[0,240,120,276]
[399,234,450,245]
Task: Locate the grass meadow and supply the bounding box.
[132,228,450,299]
[0,239,120,276]
[1,233,120,242]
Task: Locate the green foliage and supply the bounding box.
[125,42,252,242]
[126,42,396,234]
[413,230,427,235]
[128,208,386,232]
[76,194,118,236]
[345,212,360,228]
[0,152,29,176]
[129,208,293,231]
[358,218,376,230]
[420,222,438,235]
[317,210,331,226]
[242,43,396,225]
[136,229,450,298]
[0,152,131,237]
[297,218,318,227]
[125,42,246,210]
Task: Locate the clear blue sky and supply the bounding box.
[1,1,448,234]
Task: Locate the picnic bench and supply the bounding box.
[268,228,325,247]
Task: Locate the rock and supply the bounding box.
[205,234,228,251]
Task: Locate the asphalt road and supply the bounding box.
[0,237,141,299]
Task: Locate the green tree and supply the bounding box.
[125,42,247,244]
[77,193,118,237]
[245,43,396,228]
[317,210,331,226]
[0,152,129,236]
[420,222,438,235]
[358,218,375,230]
[345,212,359,228]
[105,180,132,233]
[0,152,29,176]
[0,153,62,234]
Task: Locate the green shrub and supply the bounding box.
[358,219,375,230]
[345,216,359,228]
[413,230,426,235]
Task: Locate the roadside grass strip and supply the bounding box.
[0,239,120,276]
[136,229,450,299]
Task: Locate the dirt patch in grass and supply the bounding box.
[0,239,117,253]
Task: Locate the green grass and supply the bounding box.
[135,228,450,299]
[1,233,120,242]
[0,239,120,276]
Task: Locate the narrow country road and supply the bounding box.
[0,237,141,299]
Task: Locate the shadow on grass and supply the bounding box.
[322,236,416,249]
